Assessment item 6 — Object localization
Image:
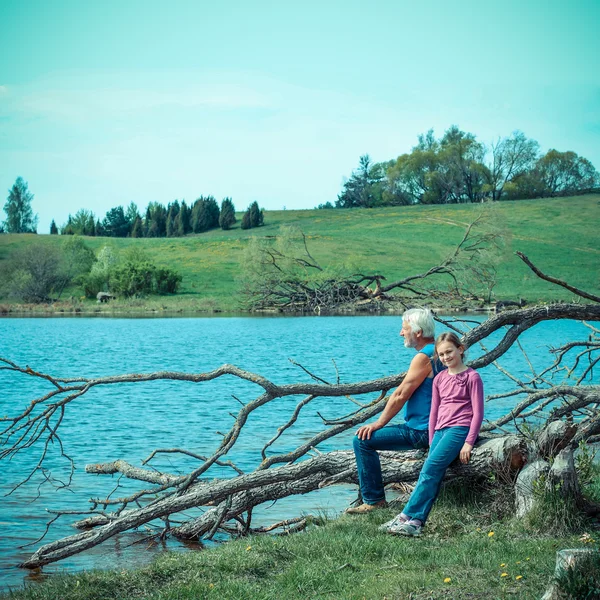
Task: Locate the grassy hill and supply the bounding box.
[0,195,598,313]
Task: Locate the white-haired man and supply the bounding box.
[347,308,441,513]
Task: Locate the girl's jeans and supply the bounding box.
[352,424,429,505]
[402,426,469,523]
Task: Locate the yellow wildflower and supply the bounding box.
[501,572,508,577]
[516,561,521,564]
[516,575,523,581]
[246,545,252,551]
[488,531,495,537]
[209,583,215,589]
[500,563,506,567]
[444,577,451,583]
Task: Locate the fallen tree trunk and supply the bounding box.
[23,435,526,567]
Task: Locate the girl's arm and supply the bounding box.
[460,372,484,464]
[428,376,441,445]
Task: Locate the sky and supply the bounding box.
[1,0,599,233]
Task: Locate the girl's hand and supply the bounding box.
[459,442,473,464]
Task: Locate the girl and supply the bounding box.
[381,332,484,536]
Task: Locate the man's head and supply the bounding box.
[400,308,435,349]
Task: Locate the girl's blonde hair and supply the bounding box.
[434,332,466,359]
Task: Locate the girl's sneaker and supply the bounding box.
[378,513,408,533]
[397,520,422,537]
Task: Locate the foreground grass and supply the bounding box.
[3,484,597,600]
[1,195,599,313]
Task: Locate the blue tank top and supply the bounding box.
[403,343,443,431]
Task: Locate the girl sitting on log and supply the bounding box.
[381,332,484,537]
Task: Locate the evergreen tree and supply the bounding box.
[205,196,220,228]
[4,177,38,233]
[95,219,105,237]
[241,202,264,230]
[61,215,75,235]
[166,201,180,237]
[219,197,236,230]
[145,202,167,237]
[179,200,191,234]
[102,206,130,237]
[50,219,58,235]
[240,210,252,230]
[174,209,186,237]
[131,216,143,238]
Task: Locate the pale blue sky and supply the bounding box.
[1,0,599,232]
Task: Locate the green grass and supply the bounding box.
[1,195,598,313]
[3,480,598,600]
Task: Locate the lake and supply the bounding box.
[0,314,593,591]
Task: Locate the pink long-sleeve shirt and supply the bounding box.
[429,367,484,446]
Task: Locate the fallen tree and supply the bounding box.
[240,210,506,312]
[1,253,599,569]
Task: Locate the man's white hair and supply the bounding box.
[402,308,435,338]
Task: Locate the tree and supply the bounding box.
[240,209,252,230]
[3,177,38,233]
[219,198,236,230]
[130,216,143,238]
[166,200,180,237]
[486,131,540,200]
[50,220,58,235]
[69,209,96,236]
[94,219,105,237]
[179,200,192,234]
[428,126,488,204]
[241,210,506,312]
[535,150,599,197]
[54,236,96,298]
[1,244,64,302]
[145,202,167,237]
[125,202,141,233]
[102,206,130,237]
[336,155,385,208]
[241,201,264,230]
[191,196,220,233]
[2,256,599,567]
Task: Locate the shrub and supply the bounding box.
[154,268,182,294]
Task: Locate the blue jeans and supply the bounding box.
[352,424,429,505]
[402,426,469,523]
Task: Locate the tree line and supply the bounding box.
[1,178,265,236]
[56,197,264,237]
[329,126,600,208]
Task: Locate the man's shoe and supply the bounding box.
[345,500,387,514]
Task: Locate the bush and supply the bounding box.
[110,262,156,297]
[154,268,182,294]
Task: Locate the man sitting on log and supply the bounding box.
[347,308,442,513]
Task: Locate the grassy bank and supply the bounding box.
[3,480,599,600]
[1,195,598,314]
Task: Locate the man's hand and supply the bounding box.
[356,422,382,440]
[459,442,473,464]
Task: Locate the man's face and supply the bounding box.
[400,321,418,348]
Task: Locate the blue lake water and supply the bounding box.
[0,314,595,590]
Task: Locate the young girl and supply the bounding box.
[381,332,484,536]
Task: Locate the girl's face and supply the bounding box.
[436,341,465,370]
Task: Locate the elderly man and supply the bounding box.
[347,308,440,513]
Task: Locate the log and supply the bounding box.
[515,460,550,518]
[23,435,526,567]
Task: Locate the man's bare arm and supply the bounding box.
[356,353,433,440]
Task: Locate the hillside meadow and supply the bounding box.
[0,195,598,313]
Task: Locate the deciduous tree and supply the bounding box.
[3,177,38,233]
